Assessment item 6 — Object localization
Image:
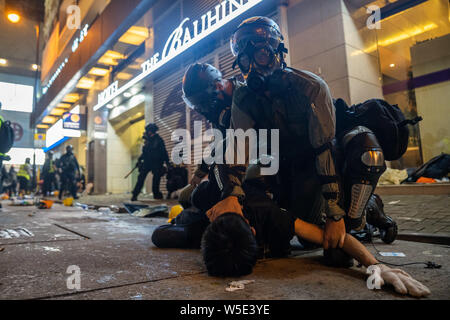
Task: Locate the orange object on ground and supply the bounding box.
[38,200,54,209]
[416,177,436,184]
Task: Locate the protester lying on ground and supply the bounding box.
[202,208,430,298]
[152,166,430,298]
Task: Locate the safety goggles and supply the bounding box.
[233,42,276,74]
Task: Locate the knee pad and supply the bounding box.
[341,126,386,230]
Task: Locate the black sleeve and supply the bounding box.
[159,136,169,163]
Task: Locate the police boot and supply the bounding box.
[323,248,354,268]
[365,194,398,244]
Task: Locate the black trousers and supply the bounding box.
[42,172,56,196]
[151,208,210,249]
[59,173,77,199]
[132,167,163,198]
[18,176,30,193]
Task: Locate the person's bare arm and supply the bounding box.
[294,219,431,297]
[294,219,376,265]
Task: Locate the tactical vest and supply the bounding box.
[18,164,30,180]
[234,68,313,159]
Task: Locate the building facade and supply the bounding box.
[33,0,450,195]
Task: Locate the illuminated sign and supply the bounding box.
[72,24,89,52]
[94,0,262,111]
[46,119,81,148]
[98,81,118,105]
[62,113,86,130]
[42,24,89,95]
[42,58,68,94]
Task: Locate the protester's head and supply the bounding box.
[201,212,258,277]
[25,158,31,164]
[145,123,158,136]
[47,151,53,159]
[182,63,233,126]
[66,145,73,154]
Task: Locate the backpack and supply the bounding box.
[334,98,422,161]
[404,153,450,183]
[0,119,15,154]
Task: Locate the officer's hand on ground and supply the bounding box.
[323,218,346,249]
[206,196,243,222]
[375,264,431,297]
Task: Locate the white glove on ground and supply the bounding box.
[367,264,431,297]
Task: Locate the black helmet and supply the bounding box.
[66,145,73,153]
[145,123,159,133]
[182,63,223,111]
[230,16,284,57]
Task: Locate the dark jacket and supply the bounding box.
[139,133,169,170]
[58,153,80,176]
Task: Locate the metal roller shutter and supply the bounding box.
[153,68,186,194]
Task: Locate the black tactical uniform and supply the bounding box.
[182,63,241,181]
[42,151,57,196]
[58,145,80,199]
[132,123,169,201]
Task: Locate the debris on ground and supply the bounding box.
[0,227,34,239]
[388,200,401,205]
[225,280,255,292]
[132,205,169,218]
[379,252,406,257]
[379,168,408,185]
[0,247,4,252]
[123,203,169,218]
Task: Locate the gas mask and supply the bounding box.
[233,41,287,94]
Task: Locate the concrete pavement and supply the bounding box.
[0,198,449,300]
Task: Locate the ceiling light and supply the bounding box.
[113,98,121,107]
[7,12,20,23]
[98,50,126,66]
[123,92,132,98]
[63,93,80,103]
[76,77,95,89]
[0,59,6,65]
[389,63,395,68]
[107,104,114,109]
[32,64,39,70]
[57,103,71,109]
[50,108,66,116]
[119,26,149,46]
[88,67,109,76]
[42,116,58,124]
[116,72,132,80]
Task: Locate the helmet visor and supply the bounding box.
[231,23,282,56]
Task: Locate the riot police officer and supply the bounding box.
[131,123,169,201]
[42,151,57,196]
[58,145,80,200]
[182,63,242,186]
[206,17,397,263]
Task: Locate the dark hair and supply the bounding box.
[201,212,258,277]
